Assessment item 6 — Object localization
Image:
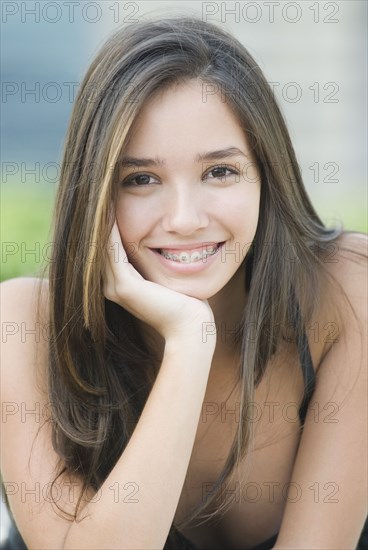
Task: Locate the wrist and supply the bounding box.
[164,320,217,354]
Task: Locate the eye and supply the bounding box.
[121,173,158,187]
[204,165,239,182]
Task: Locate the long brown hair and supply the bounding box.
[32,15,364,537]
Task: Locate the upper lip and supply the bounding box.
[151,242,224,251]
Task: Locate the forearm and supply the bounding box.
[63,331,214,549]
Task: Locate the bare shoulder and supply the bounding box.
[1,275,49,309]
[332,230,367,269]
[322,231,367,314]
[0,277,84,549]
[307,232,367,371]
[1,277,49,394]
[321,231,367,356]
[0,276,49,322]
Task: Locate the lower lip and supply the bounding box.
[150,243,225,273]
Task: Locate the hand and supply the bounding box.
[103,221,216,343]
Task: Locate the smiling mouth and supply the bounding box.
[153,242,225,263]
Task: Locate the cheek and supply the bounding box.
[115,197,150,244]
[223,186,260,232]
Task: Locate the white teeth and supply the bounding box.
[190,251,201,261]
[159,245,220,263]
[178,252,191,263]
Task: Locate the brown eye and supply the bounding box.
[211,167,228,179]
[205,166,238,181]
[133,175,151,186]
[122,174,155,187]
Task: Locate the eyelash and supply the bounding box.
[121,165,239,187]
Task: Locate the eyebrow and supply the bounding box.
[120,147,248,168]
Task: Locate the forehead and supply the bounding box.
[123,79,248,157]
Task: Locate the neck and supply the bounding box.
[207,264,247,357]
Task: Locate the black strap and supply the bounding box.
[293,300,316,426]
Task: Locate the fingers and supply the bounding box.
[103,220,143,304]
[106,221,122,267]
[103,221,122,302]
[103,250,115,302]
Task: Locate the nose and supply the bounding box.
[160,182,210,235]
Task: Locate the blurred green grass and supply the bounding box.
[1,183,367,283]
[1,184,56,282]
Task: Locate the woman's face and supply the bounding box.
[115,79,261,302]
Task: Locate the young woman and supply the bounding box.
[1,16,367,550]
